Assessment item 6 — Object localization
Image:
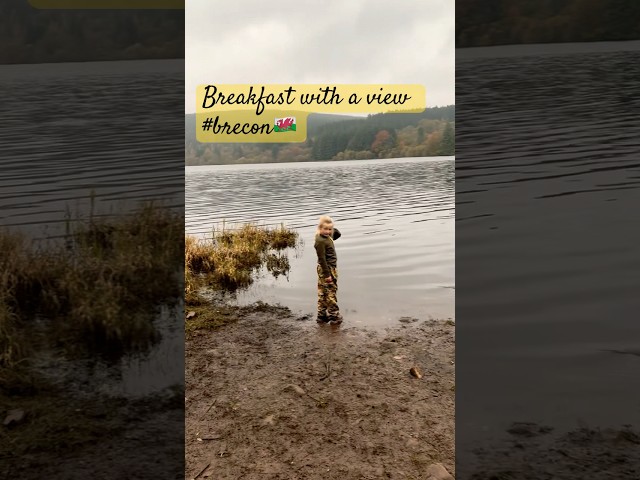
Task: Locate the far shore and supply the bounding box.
[185,155,454,169]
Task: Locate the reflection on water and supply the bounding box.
[0,60,184,238]
[31,303,183,398]
[186,157,455,328]
[0,60,184,397]
[456,43,640,473]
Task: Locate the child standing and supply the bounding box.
[314,215,342,325]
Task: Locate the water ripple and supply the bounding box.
[186,157,455,326]
[0,60,184,239]
[455,44,640,464]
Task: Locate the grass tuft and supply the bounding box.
[185,223,299,298]
[184,223,299,336]
[0,203,184,388]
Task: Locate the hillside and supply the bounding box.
[457,0,640,47]
[1,0,182,64]
[185,106,455,165]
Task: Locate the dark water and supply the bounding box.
[186,157,455,328]
[456,42,640,469]
[0,60,184,397]
[0,60,184,238]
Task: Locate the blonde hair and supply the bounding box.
[316,215,334,235]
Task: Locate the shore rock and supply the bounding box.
[3,409,26,427]
[426,463,454,480]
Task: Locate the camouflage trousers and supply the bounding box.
[317,265,339,317]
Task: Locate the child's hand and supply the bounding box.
[325,276,333,284]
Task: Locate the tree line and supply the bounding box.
[1,0,182,64]
[185,105,455,165]
[457,0,640,47]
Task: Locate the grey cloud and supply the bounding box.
[186,0,453,112]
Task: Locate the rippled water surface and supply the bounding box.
[0,59,184,238]
[456,42,640,468]
[186,157,455,328]
[0,60,184,397]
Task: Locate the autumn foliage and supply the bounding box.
[186,106,455,165]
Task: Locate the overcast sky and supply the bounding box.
[185,0,454,113]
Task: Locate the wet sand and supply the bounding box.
[185,304,455,480]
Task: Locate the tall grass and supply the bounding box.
[185,223,299,303]
[0,273,27,386]
[0,233,33,385]
[0,203,184,387]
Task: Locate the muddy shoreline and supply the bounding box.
[1,386,184,480]
[463,421,640,480]
[185,304,456,480]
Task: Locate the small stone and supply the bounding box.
[410,367,423,379]
[284,384,305,396]
[406,438,420,448]
[186,311,196,319]
[262,414,275,425]
[3,409,25,427]
[425,463,453,480]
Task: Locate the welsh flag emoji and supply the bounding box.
[274,117,296,132]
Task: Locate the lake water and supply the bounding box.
[456,41,640,472]
[0,59,184,239]
[0,59,185,397]
[186,157,455,328]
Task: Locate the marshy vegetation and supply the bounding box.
[0,203,184,391]
[2,213,299,461]
[1,203,184,468]
[185,223,300,332]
